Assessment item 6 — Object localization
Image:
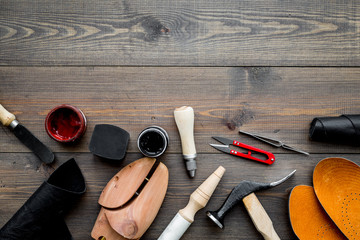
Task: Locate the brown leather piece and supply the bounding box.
[289,185,346,240]
[313,157,360,240]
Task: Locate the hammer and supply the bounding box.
[207,170,296,240]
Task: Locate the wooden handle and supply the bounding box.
[174,106,196,156]
[242,193,280,240]
[157,213,192,240]
[0,104,16,126]
[179,166,225,222]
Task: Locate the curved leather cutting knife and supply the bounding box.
[0,104,54,164]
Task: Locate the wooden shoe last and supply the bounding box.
[91,157,168,240]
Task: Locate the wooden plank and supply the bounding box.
[1,66,360,154]
[2,153,359,239]
[0,0,359,66]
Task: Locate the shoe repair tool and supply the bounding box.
[137,126,169,158]
[174,106,197,178]
[289,185,347,240]
[89,124,130,161]
[207,170,296,240]
[158,166,226,240]
[91,157,168,240]
[210,136,275,165]
[313,157,360,239]
[0,104,54,164]
[239,130,309,155]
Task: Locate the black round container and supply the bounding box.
[137,126,169,158]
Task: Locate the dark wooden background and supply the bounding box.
[0,0,359,239]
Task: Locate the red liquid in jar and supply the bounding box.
[49,108,81,141]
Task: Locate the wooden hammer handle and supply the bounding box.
[242,193,280,240]
[0,104,16,126]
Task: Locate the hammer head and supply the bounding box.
[206,180,269,229]
[206,170,296,228]
[207,210,225,229]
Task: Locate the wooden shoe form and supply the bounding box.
[313,157,360,240]
[91,157,169,240]
[289,185,346,240]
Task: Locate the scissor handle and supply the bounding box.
[230,140,275,165]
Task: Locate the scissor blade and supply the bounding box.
[212,136,233,145]
[210,144,231,154]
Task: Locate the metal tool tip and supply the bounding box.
[270,169,296,187]
[206,212,224,229]
[188,170,196,178]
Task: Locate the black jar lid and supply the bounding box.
[137,126,169,158]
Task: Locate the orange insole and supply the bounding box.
[313,157,360,240]
[289,185,346,240]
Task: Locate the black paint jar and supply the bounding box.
[137,126,169,158]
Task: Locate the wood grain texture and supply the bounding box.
[0,0,359,66]
[98,157,156,208]
[94,159,168,239]
[1,2,359,238]
[3,153,359,239]
[243,193,280,240]
[1,67,360,154]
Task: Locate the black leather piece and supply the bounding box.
[0,158,86,240]
[89,124,130,160]
[309,114,360,145]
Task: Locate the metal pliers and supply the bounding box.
[210,136,275,165]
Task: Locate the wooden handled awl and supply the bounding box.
[0,104,54,164]
[174,106,197,178]
[158,166,226,240]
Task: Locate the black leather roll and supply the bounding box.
[309,114,360,145]
[0,158,86,240]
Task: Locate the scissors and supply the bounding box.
[210,136,275,165]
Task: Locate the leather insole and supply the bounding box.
[289,185,346,240]
[313,157,360,240]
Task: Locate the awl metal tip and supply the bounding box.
[188,169,196,178]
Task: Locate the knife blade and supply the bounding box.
[0,104,54,164]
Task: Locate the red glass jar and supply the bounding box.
[45,104,87,143]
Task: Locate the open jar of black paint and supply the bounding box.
[137,126,169,158]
